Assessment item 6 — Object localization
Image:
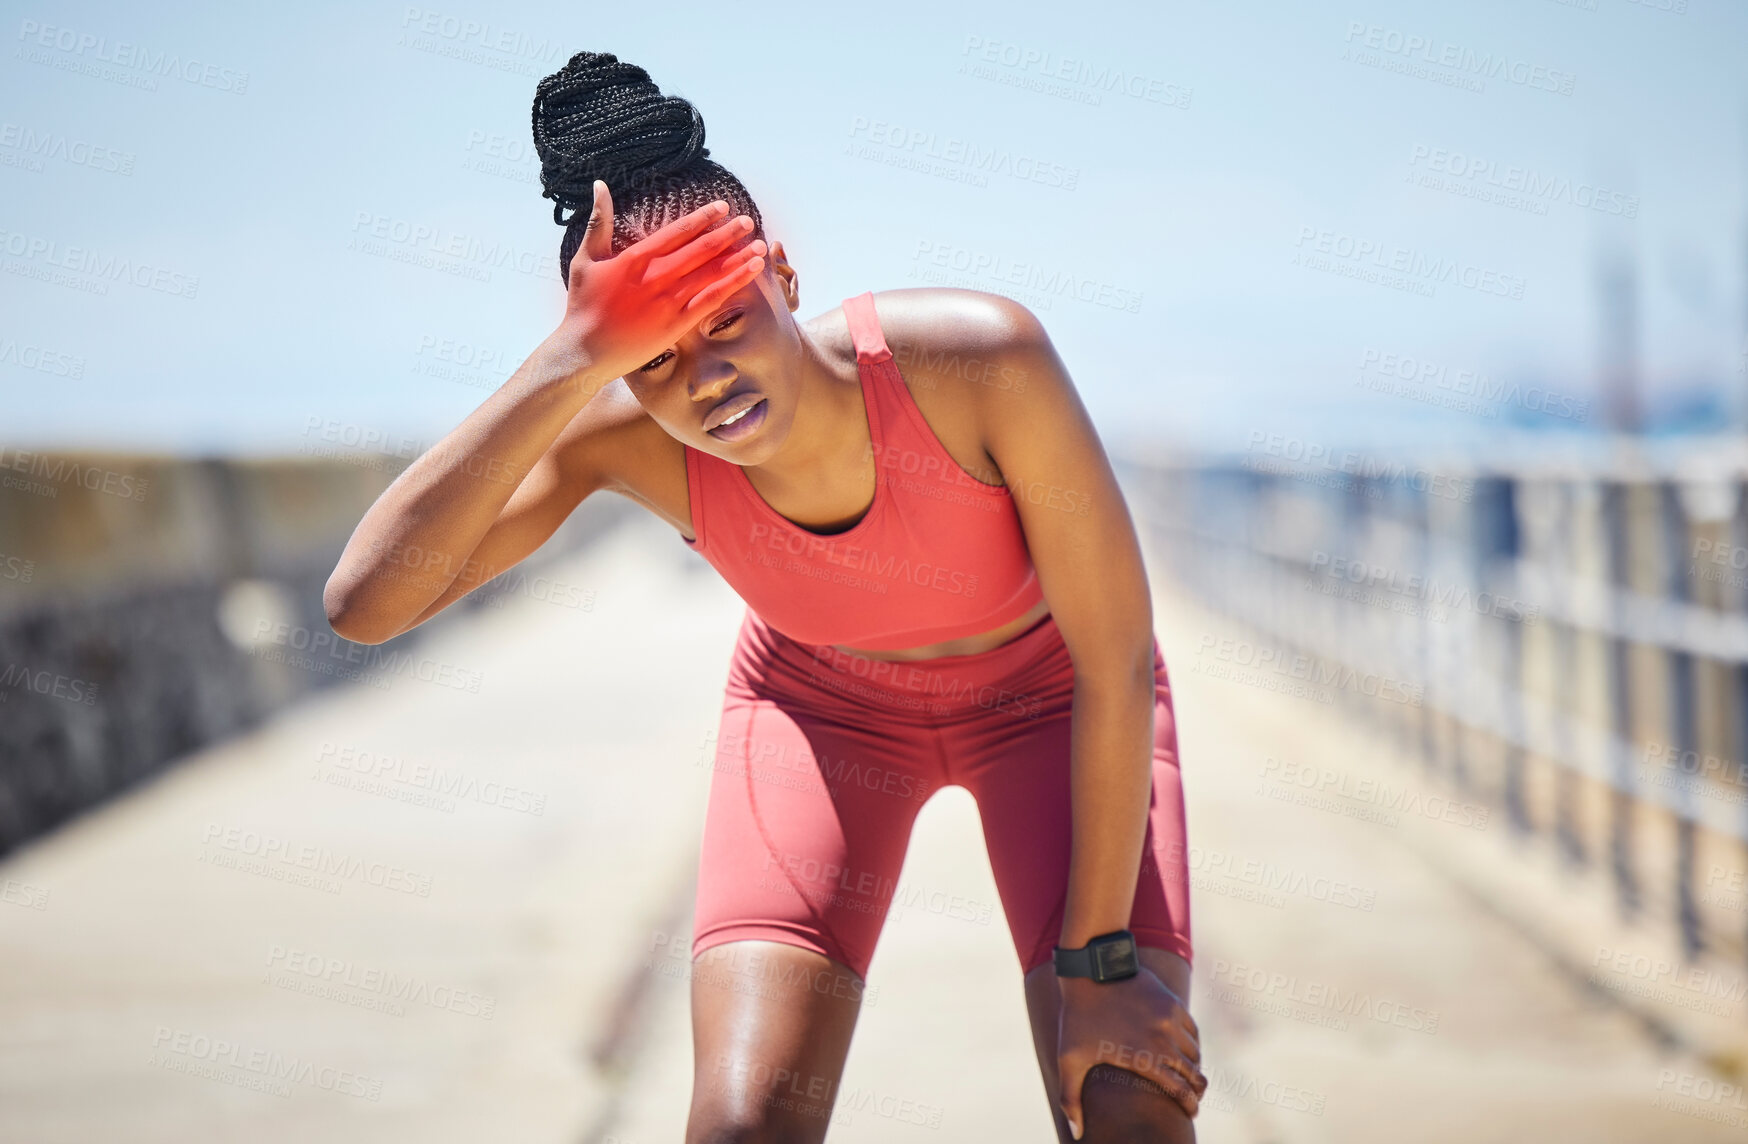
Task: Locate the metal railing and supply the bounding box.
[1118,437,1748,962]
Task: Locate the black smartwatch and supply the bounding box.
[1053,929,1139,982]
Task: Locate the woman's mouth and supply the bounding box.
[705,396,768,442]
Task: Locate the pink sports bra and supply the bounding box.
[679,291,1046,650]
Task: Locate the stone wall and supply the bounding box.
[0,453,635,855]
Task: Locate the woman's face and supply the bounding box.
[620,248,804,467]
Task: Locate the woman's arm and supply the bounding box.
[964,293,1204,1131]
[324,184,766,645]
[322,336,611,645]
[970,295,1156,949]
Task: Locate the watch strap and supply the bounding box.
[1053,929,1140,982]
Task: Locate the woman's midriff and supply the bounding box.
[829,597,1052,662]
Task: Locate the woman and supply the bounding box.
[325,50,1203,1143]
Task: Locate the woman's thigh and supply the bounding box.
[688,685,940,1137]
[955,671,1193,979]
[686,940,866,1144]
[692,688,939,980]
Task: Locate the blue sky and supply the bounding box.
[3,0,1744,459]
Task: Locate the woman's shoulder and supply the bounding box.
[835,288,1052,485]
[546,378,690,526]
[805,287,1044,367]
[869,287,1046,351]
[554,377,675,469]
[869,287,1050,410]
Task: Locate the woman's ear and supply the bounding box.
[763,240,800,311]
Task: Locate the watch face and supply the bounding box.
[1092,937,1139,980]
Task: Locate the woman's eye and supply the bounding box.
[638,314,739,372]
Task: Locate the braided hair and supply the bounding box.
[531,50,765,287]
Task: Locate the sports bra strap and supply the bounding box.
[842,291,892,364]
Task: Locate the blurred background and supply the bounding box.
[3,0,1747,1140]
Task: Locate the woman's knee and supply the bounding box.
[1081,1062,1197,1143]
[687,1080,839,1144]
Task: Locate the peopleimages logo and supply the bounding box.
[745,521,981,598]
[1341,21,1576,96]
[0,335,86,379]
[1209,958,1442,1035]
[1357,348,1590,423]
[909,239,1143,314]
[0,663,99,705]
[1243,431,1473,503]
[1192,635,1423,708]
[394,7,566,77]
[15,19,250,94]
[1407,145,1636,218]
[959,35,1193,110]
[0,447,150,501]
[846,116,1081,190]
[348,211,558,282]
[199,824,435,897]
[1293,226,1525,301]
[0,122,135,176]
[315,741,548,816]
[1308,550,1542,625]
[264,943,497,1020]
[0,226,200,298]
[148,1026,382,1101]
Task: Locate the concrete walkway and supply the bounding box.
[1,511,1739,1142]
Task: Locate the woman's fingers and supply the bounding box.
[580,180,615,263]
[1162,1074,1201,1118]
[671,234,765,301]
[1167,994,1200,1047]
[1142,1042,1205,1116]
[1158,986,1201,1061]
[646,212,756,284]
[1167,1013,1202,1063]
[678,249,765,322]
[1141,1030,1206,1106]
[622,199,731,266]
[1154,1050,1202,1094]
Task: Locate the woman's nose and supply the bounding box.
[690,361,738,401]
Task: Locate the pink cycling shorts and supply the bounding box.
[691,608,1193,981]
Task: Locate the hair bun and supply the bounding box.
[532,50,710,226]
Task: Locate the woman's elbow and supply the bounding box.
[322,574,395,646]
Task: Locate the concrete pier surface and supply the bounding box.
[1,511,1739,1142]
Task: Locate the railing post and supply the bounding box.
[1665,480,1703,958]
[1481,474,1529,833]
[1603,479,1642,918]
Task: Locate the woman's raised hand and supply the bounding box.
[559,179,767,381]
